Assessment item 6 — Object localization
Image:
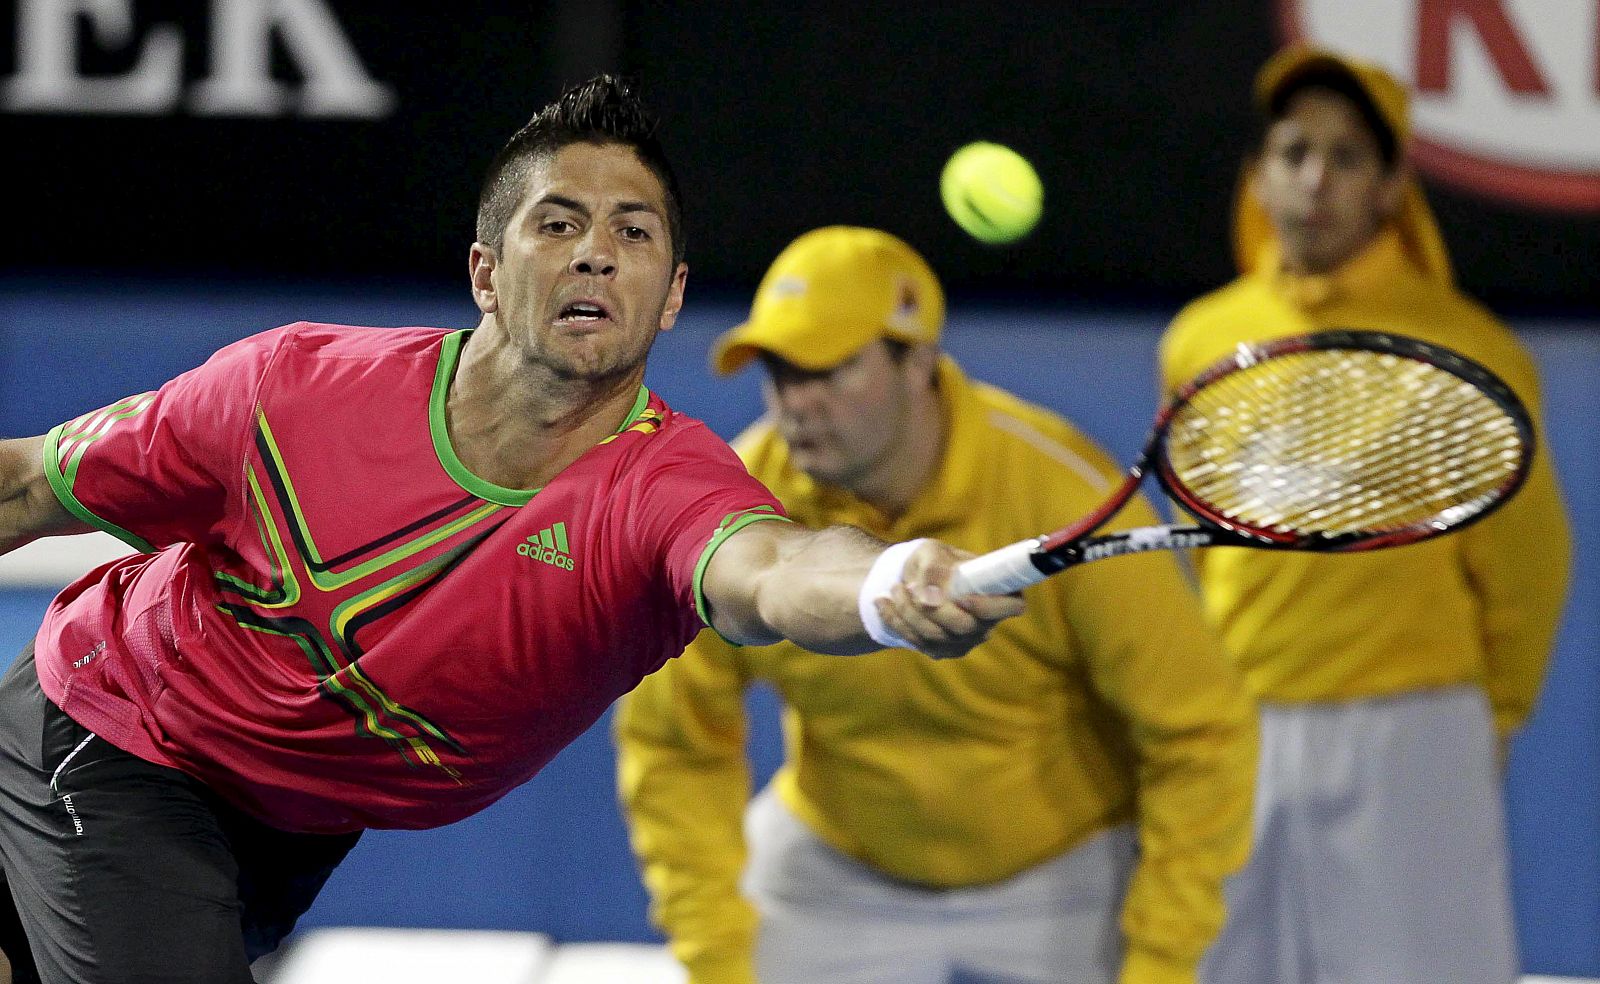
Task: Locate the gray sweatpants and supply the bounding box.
[1200,685,1517,984]
[741,788,1135,984]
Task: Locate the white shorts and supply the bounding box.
[741,788,1135,984]
[1201,685,1518,984]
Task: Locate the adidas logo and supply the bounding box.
[517,522,575,570]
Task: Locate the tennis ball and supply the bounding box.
[940,142,1043,245]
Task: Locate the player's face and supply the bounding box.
[760,340,921,491]
[480,141,686,382]
[1254,88,1402,275]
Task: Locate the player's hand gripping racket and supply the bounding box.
[951,330,1534,596]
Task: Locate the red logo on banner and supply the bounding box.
[1278,0,1600,212]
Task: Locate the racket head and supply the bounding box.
[1152,329,1534,552]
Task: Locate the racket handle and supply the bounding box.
[950,538,1047,597]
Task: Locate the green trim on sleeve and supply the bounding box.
[691,506,791,633]
[41,422,156,553]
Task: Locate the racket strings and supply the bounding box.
[1240,364,1511,526]
[1165,350,1525,536]
[1185,357,1520,532]
[1195,365,1518,532]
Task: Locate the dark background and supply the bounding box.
[3,1,1595,312]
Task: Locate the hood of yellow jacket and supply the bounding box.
[1234,45,1453,286]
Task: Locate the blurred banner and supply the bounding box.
[1280,0,1600,213]
[2,0,1596,308]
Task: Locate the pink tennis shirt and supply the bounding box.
[34,323,785,833]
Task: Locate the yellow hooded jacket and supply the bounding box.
[1160,221,1572,735]
[616,358,1259,984]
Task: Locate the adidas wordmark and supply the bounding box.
[517,522,575,570]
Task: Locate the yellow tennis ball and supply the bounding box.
[941,142,1043,245]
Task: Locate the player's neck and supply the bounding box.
[445,326,646,490]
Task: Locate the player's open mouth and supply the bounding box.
[556,300,613,323]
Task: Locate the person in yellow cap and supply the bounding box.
[1160,47,1574,984]
[616,225,1259,984]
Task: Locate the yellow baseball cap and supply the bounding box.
[1254,45,1410,149]
[711,226,946,376]
[1237,45,1452,284]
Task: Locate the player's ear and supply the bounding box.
[469,243,498,314]
[659,262,689,332]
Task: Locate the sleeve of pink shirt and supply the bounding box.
[622,420,788,631]
[42,326,289,552]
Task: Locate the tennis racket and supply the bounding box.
[950,329,1534,597]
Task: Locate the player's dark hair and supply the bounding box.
[1264,66,1399,168]
[475,75,686,265]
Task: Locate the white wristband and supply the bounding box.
[858,539,929,650]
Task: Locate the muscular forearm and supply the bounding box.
[743,524,889,654]
[701,522,1023,658]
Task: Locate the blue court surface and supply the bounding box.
[1,281,1595,976]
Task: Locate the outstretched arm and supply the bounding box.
[698,519,1023,658]
[0,437,87,555]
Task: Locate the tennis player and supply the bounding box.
[0,80,1023,984]
[1161,47,1574,984]
[616,226,1259,984]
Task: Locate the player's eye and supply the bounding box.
[541,219,576,234]
[618,225,649,241]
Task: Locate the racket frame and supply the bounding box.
[968,329,1536,589]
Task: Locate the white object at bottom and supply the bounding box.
[541,942,687,983]
[265,927,553,983]
[1201,685,1518,984]
[741,788,1135,984]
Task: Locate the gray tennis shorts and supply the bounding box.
[0,644,360,984]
